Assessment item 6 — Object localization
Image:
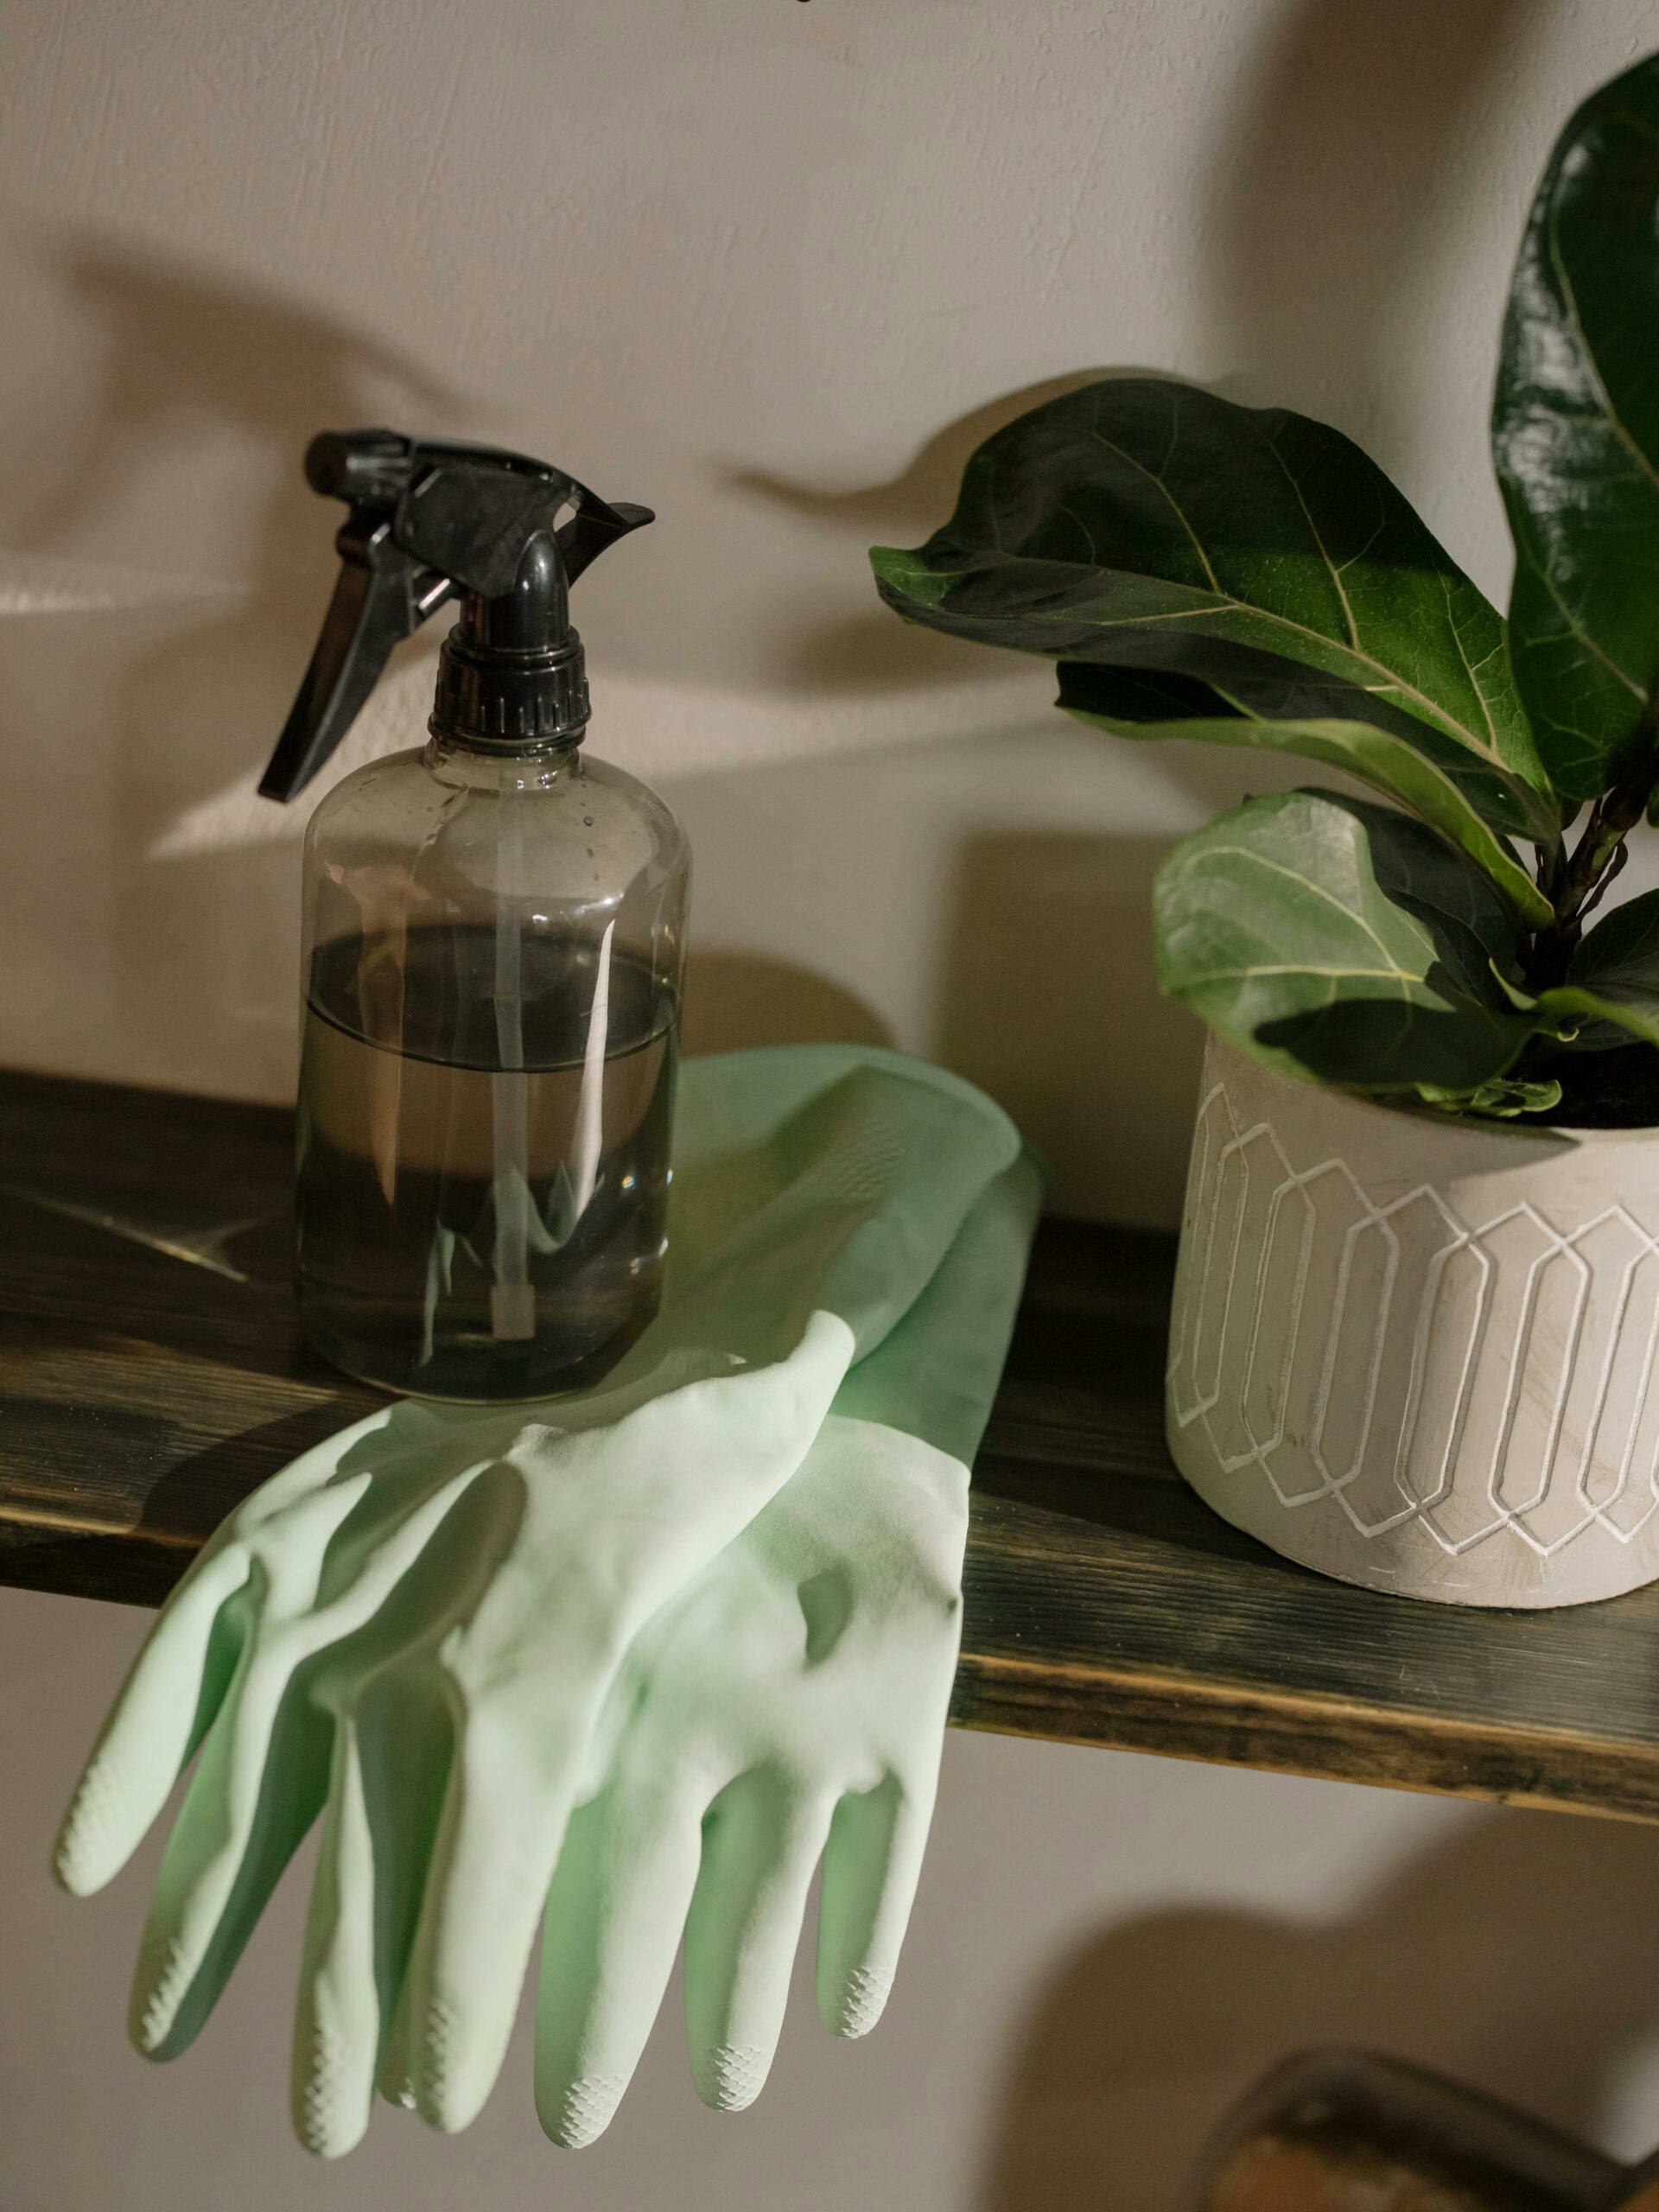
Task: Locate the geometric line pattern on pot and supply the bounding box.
[1168,1078,1659,1559]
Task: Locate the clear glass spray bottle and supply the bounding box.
[260,431,688,1401]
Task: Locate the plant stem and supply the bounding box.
[1526,696,1659,989]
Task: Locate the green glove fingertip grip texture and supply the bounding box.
[53,1046,1037,2157]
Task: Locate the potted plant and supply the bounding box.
[872,53,1659,1608]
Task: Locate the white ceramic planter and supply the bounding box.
[1167,1039,1659,1607]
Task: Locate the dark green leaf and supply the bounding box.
[1529,888,1659,1049]
[872,378,1557,838]
[1493,54,1659,802]
[1414,1075,1563,1116]
[1058,660,1552,926]
[1576,888,1659,989]
[1533,982,1659,1051]
[1154,788,1536,1090]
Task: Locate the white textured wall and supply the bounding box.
[9,3,1659,2202]
[7,0,1656,1221]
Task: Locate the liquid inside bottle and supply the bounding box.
[297,922,677,1399]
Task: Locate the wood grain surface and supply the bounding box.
[7,1066,1659,1821]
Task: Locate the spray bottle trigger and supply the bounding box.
[260,519,455,804]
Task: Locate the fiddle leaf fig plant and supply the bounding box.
[872,52,1659,1122]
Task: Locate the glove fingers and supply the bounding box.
[404,1727,569,2134]
[683,1775,833,2113]
[816,1771,935,2039]
[291,1705,379,2157]
[376,1969,417,2111]
[292,1673,452,2157]
[130,1654,333,2060]
[55,1543,251,1896]
[534,1781,704,2148]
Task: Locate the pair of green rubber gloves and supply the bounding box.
[54,1046,1039,2156]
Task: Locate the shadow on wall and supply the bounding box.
[728,372,1108,542]
[681,950,892,1058]
[1205,0,1535,446]
[935,729,1323,1226]
[725,3,1535,701]
[979,1803,1659,2212]
[726,370,1119,696]
[938,832,1203,1229]
[0,240,453,1097]
[1,2,1543,1129]
[747,0,1541,1220]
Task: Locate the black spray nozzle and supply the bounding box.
[260,430,652,802]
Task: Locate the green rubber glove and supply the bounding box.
[534,1154,1043,2147]
[54,1048,1020,2152]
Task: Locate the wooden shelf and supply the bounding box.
[8,1065,1659,1821]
